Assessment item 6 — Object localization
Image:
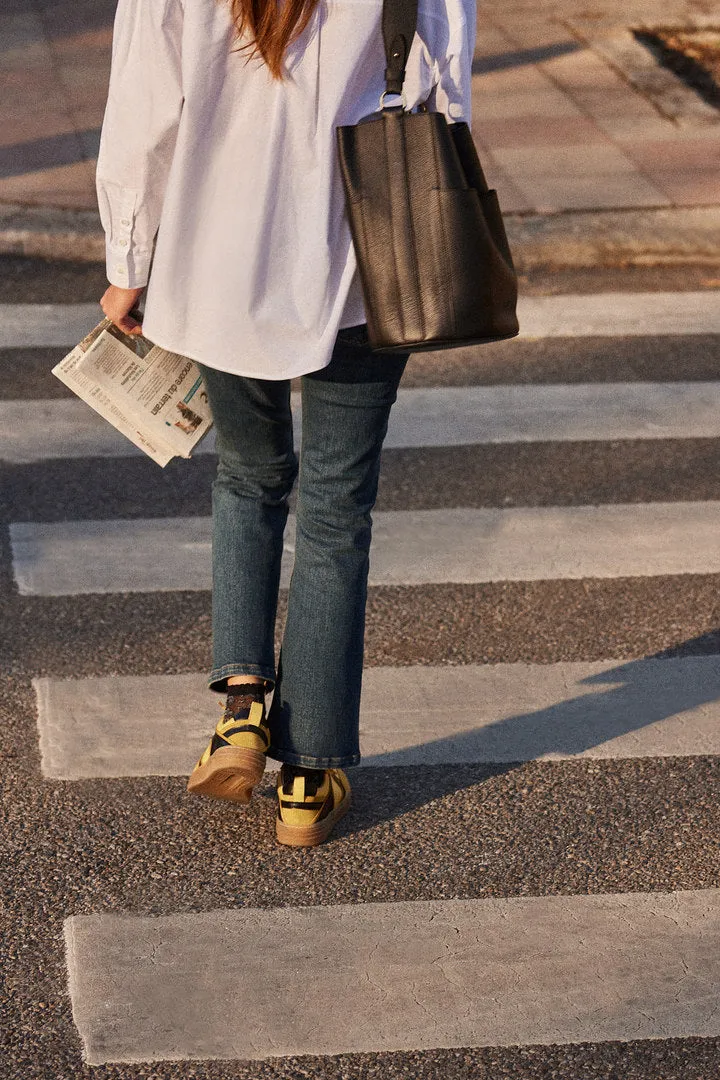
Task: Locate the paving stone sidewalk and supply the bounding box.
[0,0,718,260]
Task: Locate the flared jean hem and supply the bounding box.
[268,746,361,769]
[208,662,276,693]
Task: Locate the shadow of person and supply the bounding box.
[338,632,720,839]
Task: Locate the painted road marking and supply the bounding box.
[65,890,720,1063]
[2,292,720,348]
[5,381,720,462]
[12,501,720,594]
[0,303,101,347]
[35,656,720,779]
[517,291,720,337]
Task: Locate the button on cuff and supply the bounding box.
[105,239,151,290]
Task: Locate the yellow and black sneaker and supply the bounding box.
[275,764,351,847]
[187,684,270,804]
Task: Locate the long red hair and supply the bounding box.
[227,0,321,80]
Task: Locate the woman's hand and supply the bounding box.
[100,284,146,335]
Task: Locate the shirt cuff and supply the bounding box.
[105,240,153,290]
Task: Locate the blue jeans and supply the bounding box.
[196,325,408,768]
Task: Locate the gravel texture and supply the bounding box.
[5,438,720,523]
[400,334,720,388]
[376,440,720,510]
[0,256,109,303]
[5,334,720,400]
[2,576,720,682]
[0,255,717,304]
[0,347,74,398]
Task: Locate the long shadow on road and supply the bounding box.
[341,633,720,837]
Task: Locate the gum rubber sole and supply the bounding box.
[275,790,351,847]
[186,745,266,804]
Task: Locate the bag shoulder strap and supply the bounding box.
[382,0,419,95]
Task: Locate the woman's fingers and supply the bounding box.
[115,314,144,335]
[100,284,145,336]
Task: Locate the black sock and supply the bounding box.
[225,681,266,700]
[224,682,267,720]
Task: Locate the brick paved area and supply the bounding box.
[0,0,717,215]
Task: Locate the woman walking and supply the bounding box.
[97,0,475,845]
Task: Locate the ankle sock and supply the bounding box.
[226,681,266,698]
[224,682,267,720]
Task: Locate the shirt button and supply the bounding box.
[120,218,130,226]
[116,266,127,274]
[118,239,129,247]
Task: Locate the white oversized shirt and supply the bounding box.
[96,0,477,378]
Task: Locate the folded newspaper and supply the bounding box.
[52,319,213,467]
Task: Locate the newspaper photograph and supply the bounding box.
[52,319,213,467]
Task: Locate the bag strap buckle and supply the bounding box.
[379,89,407,110]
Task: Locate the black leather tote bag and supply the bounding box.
[336,0,519,353]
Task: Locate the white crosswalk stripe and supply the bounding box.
[34,657,720,779]
[65,890,720,1063]
[8,289,720,1067]
[11,501,720,595]
[3,291,720,347]
[5,380,720,462]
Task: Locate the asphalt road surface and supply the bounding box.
[2,256,720,1079]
